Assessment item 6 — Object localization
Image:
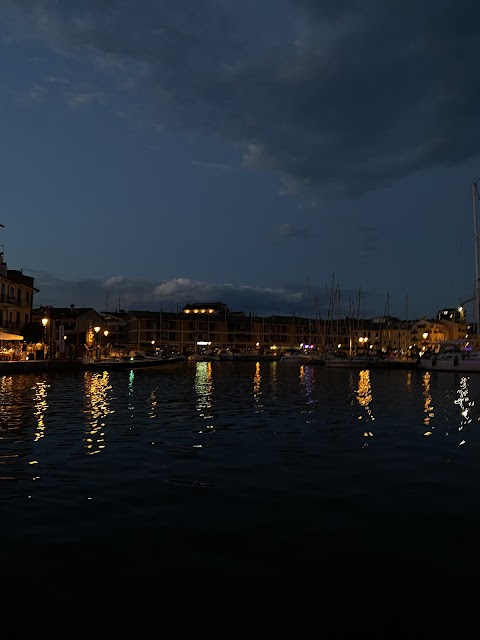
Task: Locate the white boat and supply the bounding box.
[420,350,480,372]
[279,350,315,364]
[418,340,480,372]
[89,352,185,371]
[419,181,480,372]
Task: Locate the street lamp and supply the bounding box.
[42,317,48,359]
[94,326,100,356]
[422,332,429,352]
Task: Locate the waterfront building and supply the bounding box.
[122,305,324,356]
[26,300,476,358]
[32,305,103,357]
[0,251,37,338]
[411,317,450,350]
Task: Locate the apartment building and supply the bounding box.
[0,252,37,337]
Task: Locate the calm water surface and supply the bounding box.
[2,361,480,600]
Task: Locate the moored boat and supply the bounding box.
[279,349,315,364]
[419,181,480,372]
[324,349,376,368]
[418,340,480,372]
[89,352,185,371]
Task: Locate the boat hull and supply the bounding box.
[419,354,480,372]
[89,355,185,371]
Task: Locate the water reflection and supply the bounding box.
[128,370,135,413]
[454,376,474,445]
[253,362,262,410]
[148,386,158,420]
[422,372,434,431]
[270,361,278,398]
[355,369,375,437]
[0,377,19,476]
[195,362,214,436]
[83,371,114,455]
[300,366,316,420]
[0,375,31,430]
[33,381,49,442]
[406,370,413,389]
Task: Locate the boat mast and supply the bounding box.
[473,182,480,339]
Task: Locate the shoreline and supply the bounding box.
[0,359,86,374]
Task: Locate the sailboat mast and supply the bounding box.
[473,182,480,338]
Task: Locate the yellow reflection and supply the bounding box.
[356,369,375,429]
[253,362,262,409]
[33,380,49,442]
[406,370,412,388]
[195,361,213,426]
[422,372,434,429]
[454,376,473,445]
[83,371,114,455]
[0,375,30,428]
[299,365,305,384]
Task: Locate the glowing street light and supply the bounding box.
[42,317,48,359]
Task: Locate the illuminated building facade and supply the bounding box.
[0,251,38,337]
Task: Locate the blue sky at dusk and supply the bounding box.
[1,1,479,320]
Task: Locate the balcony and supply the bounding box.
[0,294,16,306]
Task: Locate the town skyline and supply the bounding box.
[1,2,479,321]
[30,270,469,324]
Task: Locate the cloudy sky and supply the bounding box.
[1,0,479,320]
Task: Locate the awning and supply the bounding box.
[0,332,24,341]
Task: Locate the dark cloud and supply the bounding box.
[26,270,388,317]
[3,0,478,195]
[355,224,379,258]
[275,223,310,238]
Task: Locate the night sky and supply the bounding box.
[1,1,479,320]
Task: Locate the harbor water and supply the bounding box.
[1,360,480,606]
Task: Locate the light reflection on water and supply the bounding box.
[356,369,375,427]
[33,380,49,443]
[83,371,114,455]
[423,371,434,429]
[421,371,477,445]
[1,364,480,598]
[0,366,478,471]
[454,375,474,445]
[194,361,214,443]
[253,362,262,410]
